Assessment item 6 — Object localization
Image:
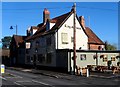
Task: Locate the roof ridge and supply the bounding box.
[51,11,71,21]
[26,11,73,41]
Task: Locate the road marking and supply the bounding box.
[0,76,7,81]
[14,82,26,87]
[16,80,31,83]
[22,69,32,72]
[9,73,23,78]
[6,77,22,79]
[32,80,50,86]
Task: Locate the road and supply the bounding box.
[1,68,120,87]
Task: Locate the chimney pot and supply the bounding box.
[43,8,50,23]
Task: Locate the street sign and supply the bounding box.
[1,64,5,74]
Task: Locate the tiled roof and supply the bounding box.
[25,10,104,45]
[50,12,72,30]
[31,26,39,30]
[13,35,26,47]
[85,27,104,45]
[26,24,46,41]
[26,11,73,41]
[25,24,44,41]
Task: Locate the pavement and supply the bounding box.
[6,66,120,80]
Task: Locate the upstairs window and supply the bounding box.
[80,54,86,60]
[61,33,68,44]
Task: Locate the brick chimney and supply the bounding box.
[43,8,50,24]
[79,16,85,29]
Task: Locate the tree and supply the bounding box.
[105,41,117,51]
[1,36,12,49]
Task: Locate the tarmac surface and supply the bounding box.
[6,66,120,79]
[1,66,120,87]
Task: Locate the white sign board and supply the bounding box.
[26,42,30,49]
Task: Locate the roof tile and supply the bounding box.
[85,27,104,44]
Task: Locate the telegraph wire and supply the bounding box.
[1,6,72,10]
[76,5,117,11]
[1,6,117,12]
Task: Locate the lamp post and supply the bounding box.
[10,25,17,35]
[10,25,18,66]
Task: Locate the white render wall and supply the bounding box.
[50,23,55,29]
[97,53,119,66]
[33,29,37,35]
[70,52,96,68]
[69,52,120,69]
[55,14,88,50]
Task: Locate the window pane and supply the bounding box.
[61,33,68,44]
[37,54,45,63]
[80,54,86,60]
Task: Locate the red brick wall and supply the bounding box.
[89,44,104,50]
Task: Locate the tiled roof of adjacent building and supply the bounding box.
[85,27,104,45]
[12,35,27,47]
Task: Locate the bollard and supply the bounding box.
[86,68,89,77]
[1,64,5,74]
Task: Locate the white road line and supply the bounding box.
[10,73,23,78]
[14,82,26,87]
[14,82,21,85]
[5,76,23,78]
[0,76,7,81]
[32,80,50,86]
[16,80,31,83]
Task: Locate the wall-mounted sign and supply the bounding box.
[65,24,81,29]
[26,42,30,49]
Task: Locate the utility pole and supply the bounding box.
[73,3,76,75]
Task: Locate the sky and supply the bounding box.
[1,2,118,48]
